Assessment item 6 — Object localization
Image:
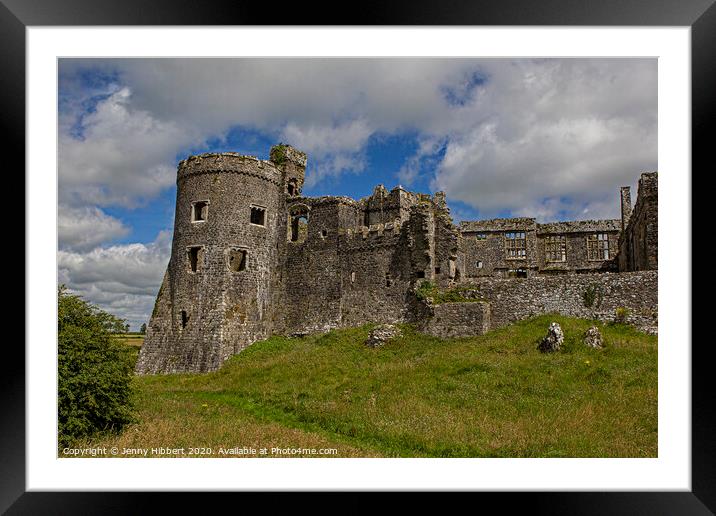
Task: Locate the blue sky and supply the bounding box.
[57,58,657,328]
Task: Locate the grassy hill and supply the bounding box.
[73,315,657,458]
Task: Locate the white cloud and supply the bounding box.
[58,59,483,190]
[59,86,201,208]
[58,231,171,329]
[281,119,373,185]
[58,204,130,252]
[429,59,657,219]
[59,58,656,219]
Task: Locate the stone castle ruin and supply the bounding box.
[136,144,658,374]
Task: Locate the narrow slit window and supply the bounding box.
[476,260,483,269]
[180,310,189,329]
[250,206,266,226]
[228,248,247,272]
[191,201,208,222]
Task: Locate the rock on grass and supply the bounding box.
[365,324,402,348]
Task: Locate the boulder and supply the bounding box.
[365,324,402,348]
[583,326,604,349]
[538,322,564,353]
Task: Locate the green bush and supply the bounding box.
[58,286,135,448]
[415,281,483,304]
[582,283,604,308]
[614,306,630,324]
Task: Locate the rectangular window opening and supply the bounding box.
[187,246,202,273]
[228,248,247,272]
[180,310,189,329]
[250,206,266,226]
[192,201,208,222]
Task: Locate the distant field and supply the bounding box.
[73,315,657,458]
[111,334,144,348]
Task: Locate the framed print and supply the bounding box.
[7,0,709,512]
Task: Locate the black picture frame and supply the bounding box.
[6,0,707,512]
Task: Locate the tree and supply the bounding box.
[140,323,147,334]
[58,285,134,448]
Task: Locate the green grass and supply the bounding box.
[70,315,657,458]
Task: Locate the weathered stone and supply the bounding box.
[419,302,490,338]
[617,172,658,272]
[583,326,604,349]
[365,324,402,348]
[465,271,657,334]
[136,143,657,375]
[539,322,564,353]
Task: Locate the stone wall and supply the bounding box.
[460,218,539,277]
[536,220,620,273]
[461,218,620,277]
[465,270,658,333]
[618,172,658,271]
[418,301,491,338]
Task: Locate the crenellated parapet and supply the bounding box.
[177,152,283,186]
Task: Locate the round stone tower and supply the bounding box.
[136,145,306,374]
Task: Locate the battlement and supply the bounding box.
[270,144,308,168]
[177,152,282,185]
[460,217,536,233]
[290,195,359,208]
[338,220,404,240]
[637,171,658,199]
[536,219,621,234]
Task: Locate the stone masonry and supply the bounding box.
[136,144,658,374]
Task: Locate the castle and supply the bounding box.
[136,144,658,374]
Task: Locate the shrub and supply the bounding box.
[582,283,604,308]
[58,286,135,448]
[614,306,630,324]
[415,281,483,304]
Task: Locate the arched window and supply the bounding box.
[287,204,310,243]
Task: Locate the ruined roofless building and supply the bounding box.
[136,144,658,374]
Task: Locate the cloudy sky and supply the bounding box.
[57,58,657,329]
